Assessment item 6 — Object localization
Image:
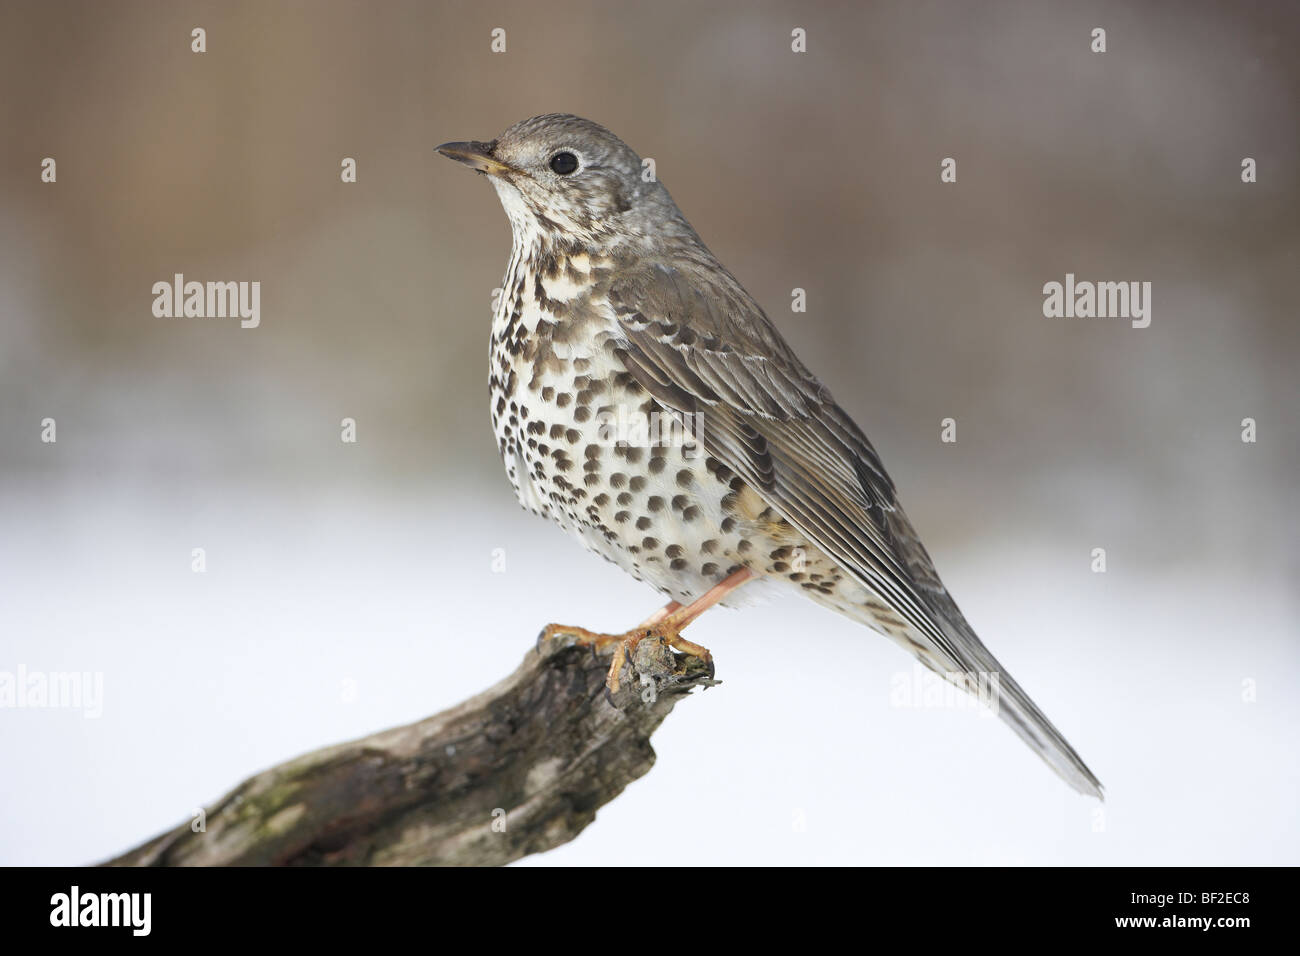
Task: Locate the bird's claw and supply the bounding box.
[536,620,716,696]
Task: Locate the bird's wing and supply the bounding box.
[598,261,1103,797]
[601,261,958,650]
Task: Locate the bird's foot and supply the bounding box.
[537,620,714,693]
[605,622,716,694]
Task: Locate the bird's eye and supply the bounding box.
[549,151,579,175]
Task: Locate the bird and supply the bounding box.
[437,114,1103,798]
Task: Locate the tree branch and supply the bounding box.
[102,633,717,866]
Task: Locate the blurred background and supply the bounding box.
[1,0,1296,865]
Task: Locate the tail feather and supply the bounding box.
[839,592,1104,797]
[969,649,1104,799]
[921,612,1104,798]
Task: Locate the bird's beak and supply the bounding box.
[436,140,515,176]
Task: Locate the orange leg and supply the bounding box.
[539,568,757,692]
[638,602,681,628]
[662,568,755,629]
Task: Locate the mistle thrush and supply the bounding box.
[438,114,1103,798]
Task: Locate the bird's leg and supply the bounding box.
[606,567,756,692]
[661,567,756,630]
[637,602,682,628]
[541,568,756,693]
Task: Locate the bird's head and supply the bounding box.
[438,114,691,253]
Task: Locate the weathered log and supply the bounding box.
[103,633,716,866]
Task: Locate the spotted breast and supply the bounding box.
[488,244,773,606]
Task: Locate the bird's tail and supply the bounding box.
[958,641,1104,799]
[840,593,1104,798]
[918,619,1103,798]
